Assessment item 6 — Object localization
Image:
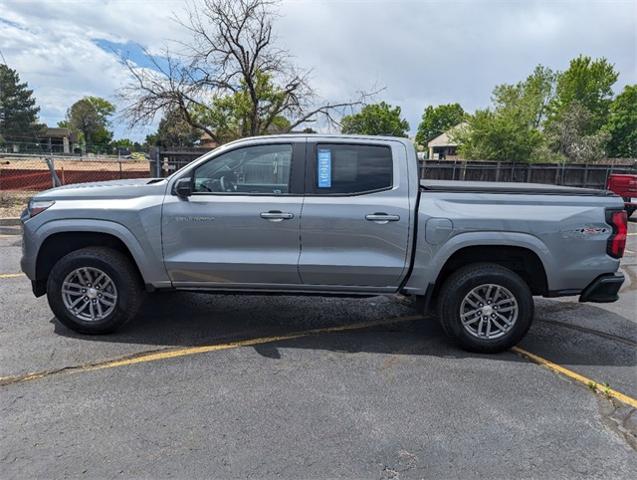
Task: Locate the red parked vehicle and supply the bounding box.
[607,173,637,218]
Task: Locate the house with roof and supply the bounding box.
[427,123,467,160]
[39,127,77,154]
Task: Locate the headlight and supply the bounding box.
[27,200,55,218]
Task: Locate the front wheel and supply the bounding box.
[47,247,144,334]
[437,263,534,353]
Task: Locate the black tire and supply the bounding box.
[626,206,635,219]
[437,263,534,353]
[47,247,144,334]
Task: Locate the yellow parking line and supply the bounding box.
[0,315,423,386]
[0,273,23,279]
[627,232,637,236]
[512,346,637,409]
[3,311,636,412]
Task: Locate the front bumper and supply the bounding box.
[20,220,37,281]
[579,273,625,303]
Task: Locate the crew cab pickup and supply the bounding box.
[20,135,628,352]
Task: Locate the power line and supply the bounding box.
[0,49,7,66]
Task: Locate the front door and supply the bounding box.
[298,141,412,289]
[162,141,305,288]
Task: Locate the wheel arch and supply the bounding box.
[433,245,549,297]
[33,220,151,295]
[405,231,554,298]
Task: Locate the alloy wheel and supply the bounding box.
[61,267,118,322]
[459,283,518,340]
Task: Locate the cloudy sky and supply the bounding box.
[0,0,635,141]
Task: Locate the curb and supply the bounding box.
[0,218,21,226]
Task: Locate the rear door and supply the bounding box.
[298,140,412,290]
[162,140,305,288]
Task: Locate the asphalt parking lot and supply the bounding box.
[1,221,636,479]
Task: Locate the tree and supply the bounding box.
[191,71,292,144]
[456,109,544,162]
[492,65,556,129]
[121,0,372,144]
[111,138,134,149]
[340,102,409,137]
[549,55,618,133]
[62,97,115,153]
[546,101,610,163]
[456,66,555,162]
[0,64,43,147]
[415,103,464,147]
[604,84,637,158]
[110,138,144,152]
[145,108,201,148]
[453,57,621,163]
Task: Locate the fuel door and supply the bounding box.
[425,218,454,245]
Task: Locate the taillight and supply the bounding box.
[606,209,627,258]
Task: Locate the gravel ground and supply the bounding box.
[0,191,32,218]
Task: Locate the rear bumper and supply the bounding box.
[579,273,624,303]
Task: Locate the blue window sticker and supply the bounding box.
[317,149,332,188]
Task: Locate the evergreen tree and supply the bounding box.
[0,65,42,147]
[61,96,115,153]
[145,109,201,148]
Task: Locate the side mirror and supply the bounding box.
[174,177,193,198]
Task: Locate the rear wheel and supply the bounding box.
[626,206,635,219]
[437,263,534,353]
[47,247,144,334]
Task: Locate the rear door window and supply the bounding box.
[309,143,393,195]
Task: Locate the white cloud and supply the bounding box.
[0,0,635,141]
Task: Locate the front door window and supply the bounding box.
[193,144,293,195]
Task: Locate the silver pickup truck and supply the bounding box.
[20,135,628,352]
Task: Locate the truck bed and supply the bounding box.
[420,179,614,196]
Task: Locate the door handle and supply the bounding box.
[260,211,294,222]
[365,213,400,224]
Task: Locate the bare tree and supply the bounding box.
[120,0,375,143]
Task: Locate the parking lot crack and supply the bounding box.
[598,397,637,451]
[0,315,423,387]
[0,347,175,387]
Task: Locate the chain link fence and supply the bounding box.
[0,155,152,191]
[0,154,152,218]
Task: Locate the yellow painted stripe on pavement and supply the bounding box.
[4,311,636,412]
[627,232,637,236]
[0,315,422,386]
[512,346,637,409]
[0,273,23,279]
